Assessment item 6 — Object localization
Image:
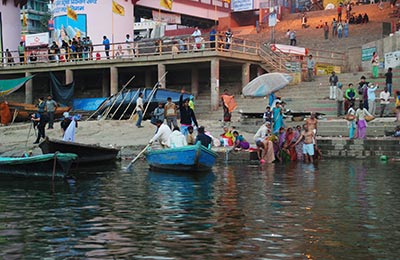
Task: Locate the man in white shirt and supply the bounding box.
[379,87,390,117]
[136,92,144,128]
[149,120,172,147]
[167,126,187,148]
[367,83,378,115]
[253,122,271,143]
[125,34,132,57]
[191,26,202,50]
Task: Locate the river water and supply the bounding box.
[0,159,399,259]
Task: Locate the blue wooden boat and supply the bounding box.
[0,153,78,179]
[145,142,217,172]
[97,88,191,120]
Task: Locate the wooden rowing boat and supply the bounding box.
[39,137,120,165]
[0,153,77,179]
[145,142,217,172]
[2,101,71,122]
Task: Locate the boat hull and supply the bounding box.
[5,102,71,122]
[145,142,217,172]
[39,138,120,164]
[0,153,77,178]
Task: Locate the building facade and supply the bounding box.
[21,0,51,35]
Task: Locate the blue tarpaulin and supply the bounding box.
[73,98,107,111]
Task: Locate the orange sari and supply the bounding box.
[0,102,12,125]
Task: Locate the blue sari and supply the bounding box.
[272,107,283,134]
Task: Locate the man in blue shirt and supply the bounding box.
[209,26,217,49]
[103,35,110,59]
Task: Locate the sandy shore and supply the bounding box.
[0,118,254,157]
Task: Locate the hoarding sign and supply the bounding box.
[25,32,50,47]
[384,50,400,69]
[361,47,376,61]
[232,0,254,12]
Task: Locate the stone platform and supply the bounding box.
[213,137,400,162]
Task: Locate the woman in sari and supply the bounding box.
[371,52,379,78]
[272,102,284,134]
[0,101,12,126]
[256,138,275,164]
[284,127,297,161]
[221,89,237,123]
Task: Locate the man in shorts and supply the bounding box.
[293,124,315,163]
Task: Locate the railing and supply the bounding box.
[0,34,306,73]
[257,42,292,72]
[307,48,347,68]
[0,34,262,67]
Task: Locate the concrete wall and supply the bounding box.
[360,32,400,72]
[0,3,22,62]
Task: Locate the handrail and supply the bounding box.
[0,33,344,72]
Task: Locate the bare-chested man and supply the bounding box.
[293,124,315,163]
[305,112,318,134]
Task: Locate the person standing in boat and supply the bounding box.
[179,89,198,136]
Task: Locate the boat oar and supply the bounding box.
[125,144,150,171]
[25,121,33,148]
[52,152,58,182]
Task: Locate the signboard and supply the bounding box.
[269,13,277,27]
[54,14,87,46]
[316,64,341,75]
[232,0,254,12]
[25,32,50,47]
[361,47,376,61]
[384,50,400,69]
[152,10,181,24]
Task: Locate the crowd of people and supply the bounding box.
[3,26,237,66]
[327,70,400,139]
[252,111,322,164]
[28,95,79,144]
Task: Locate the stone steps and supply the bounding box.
[318,138,400,158]
[238,117,399,137]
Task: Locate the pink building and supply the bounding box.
[0,1,24,62]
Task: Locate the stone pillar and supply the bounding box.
[65,69,74,84]
[102,69,109,97]
[242,63,251,90]
[191,67,199,97]
[145,69,152,88]
[25,72,33,104]
[210,58,220,111]
[110,66,118,95]
[157,63,166,88]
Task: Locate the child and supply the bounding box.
[263,106,272,125]
[187,125,196,145]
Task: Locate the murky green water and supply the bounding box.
[0,159,399,259]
